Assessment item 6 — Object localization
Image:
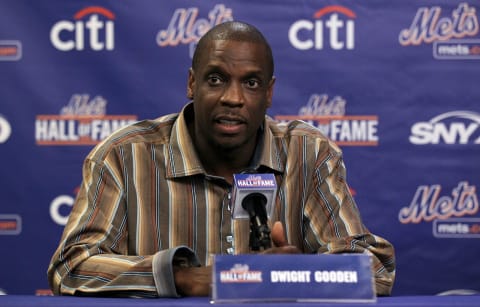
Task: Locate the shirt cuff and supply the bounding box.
[152,246,200,297]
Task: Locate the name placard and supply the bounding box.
[212,254,375,303]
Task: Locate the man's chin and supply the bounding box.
[211,136,247,152]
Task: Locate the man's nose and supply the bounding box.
[220,82,245,106]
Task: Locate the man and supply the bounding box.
[48,21,395,297]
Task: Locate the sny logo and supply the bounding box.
[289,5,355,50]
[409,111,480,145]
[50,6,115,51]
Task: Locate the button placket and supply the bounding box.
[220,188,234,255]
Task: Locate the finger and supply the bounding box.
[271,221,288,247]
[262,245,301,255]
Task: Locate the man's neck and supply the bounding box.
[184,106,259,184]
[199,144,255,184]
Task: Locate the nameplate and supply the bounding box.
[211,254,375,303]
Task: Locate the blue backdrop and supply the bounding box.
[0,0,479,296]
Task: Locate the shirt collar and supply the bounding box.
[166,103,284,179]
[249,118,285,174]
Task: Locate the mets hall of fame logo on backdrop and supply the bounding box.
[399,2,480,60]
[275,94,378,146]
[0,40,22,61]
[398,182,480,238]
[50,6,115,51]
[409,110,480,145]
[35,94,137,146]
[156,4,233,58]
[288,5,356,51]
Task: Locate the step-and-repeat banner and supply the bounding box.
[0,0,478,296]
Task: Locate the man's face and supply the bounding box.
[188,39,274,152]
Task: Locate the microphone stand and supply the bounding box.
[241,191,272,251]
[248,211,272,251]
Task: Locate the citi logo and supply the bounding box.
[50,195,74,225]
[409,111,480,145]
[50,191,76,226]
[288,5,355,50]
[50,6,115,51]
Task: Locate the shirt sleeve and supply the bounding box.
[152,246,200,297]
[303,147,396,296]
[47,156,200,298]
[47,158,155,297]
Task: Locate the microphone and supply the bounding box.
[242,192,271,250]
[231,173,277,251]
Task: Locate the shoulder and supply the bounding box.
[266,116,342,154]
[266,117,323,136]
[266,116,342,156]
[265,116,344,166]
[87,113,179,161]
[107,114,178,144]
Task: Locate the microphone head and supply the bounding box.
[242,192,267,213]
[241,192,267,210]
[231,173,277,220]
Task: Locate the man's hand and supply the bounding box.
[174,266,211,296]
[173,222,300,296]
[262,221,302,254]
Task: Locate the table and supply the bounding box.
[0,295,479,306]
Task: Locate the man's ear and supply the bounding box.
[266,76,276,108]
[187,68,195,99]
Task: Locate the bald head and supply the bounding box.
[192,21,274,78]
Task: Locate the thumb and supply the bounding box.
[271,221,288,247]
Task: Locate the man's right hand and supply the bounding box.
[262,221,302,254]
[173,266,211,296]
[173,222,300,296]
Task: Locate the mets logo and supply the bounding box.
[398,181,480,238]
[220,264,263,283]
[275,94,379,146]
[35,94,137,146]
[399,3,480,59]
[156,4,233,58]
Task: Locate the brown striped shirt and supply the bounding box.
[48,103,395,297]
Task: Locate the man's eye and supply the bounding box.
[208,75,223,85]
[245,79,260,89]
